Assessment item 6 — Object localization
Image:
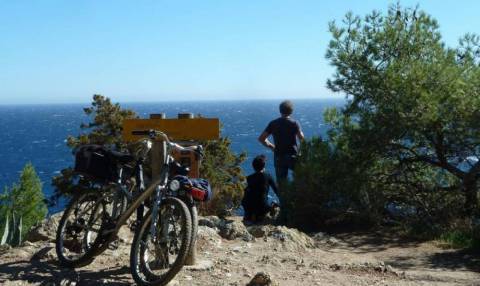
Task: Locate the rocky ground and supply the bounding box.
[0,214,479,286]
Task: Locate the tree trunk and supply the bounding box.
[463,179,478,217]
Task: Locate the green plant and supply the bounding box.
[282,137,378,231]
[324,3,480,224]
[327,2,480,216]
[0,212,23,247]
[51,95,138,204]
[438,230,480,250]
[198,137,246,216]
[0,163,47,246]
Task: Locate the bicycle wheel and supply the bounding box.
[88,186,129,256]
[130,197,192,286]
[56,190,104,268]
[186,204,198,264]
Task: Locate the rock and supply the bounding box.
[374,261,386,272]
[247,225,271,238]
[196,226,223,250]
[311,232,326,240]
[326,237,340,246]
[198,216,223,229]
[257,255,281,266]
[247,272,278,286]
[0,244,12,254]
[22,241,37,247]
[2,247,33,261]
[219,220,253,241]
[31,244,56,261]
[329,263,342,271]
[385,265,395,273]
[184,259,214,271]
[26,212,62,242]
[267,226,315,251]
[311,232,341,247]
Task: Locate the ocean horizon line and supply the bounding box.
[0,96,345,107]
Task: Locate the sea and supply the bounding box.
[0,99,345,213]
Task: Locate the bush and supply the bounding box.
[284,136,469,234]
[51,95,137,204]
[437,218,480,250]
[0,163,48,246]
[198,137,246,216]
[282,137,379,232]
[281,3,480,238]
[326,3,480,217]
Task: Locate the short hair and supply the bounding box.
[279,100,294,115]
[252,155,266,172]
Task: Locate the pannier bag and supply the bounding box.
[173,175,213,201]
[191,178,212,201]
[74,145,117,181]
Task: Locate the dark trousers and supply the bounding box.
[243,194,268,222]
[274,154,296,221]
[274,154,296,181]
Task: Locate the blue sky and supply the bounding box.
[0,0,478,104]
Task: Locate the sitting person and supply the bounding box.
[242,155,278,224]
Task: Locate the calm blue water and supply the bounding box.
[0,99,345,213]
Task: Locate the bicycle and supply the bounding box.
[56,130,204,286]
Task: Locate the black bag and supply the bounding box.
[74,145,117,181]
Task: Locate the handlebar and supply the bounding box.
[132,129,204,157]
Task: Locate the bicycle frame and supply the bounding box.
[111,163,169,236]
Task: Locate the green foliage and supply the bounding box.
[199,137,246,216]
[0,213,23,247]
[286,4,480,234]
[67,94,138,150]
[0,163,47,246]
[282,137,378,231]
[324,3,480,224]
[52,95,246,216]
[51,95,138,202]
[0,212,10,245]
[437,221,480,250]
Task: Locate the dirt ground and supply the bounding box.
[0,217,479,286]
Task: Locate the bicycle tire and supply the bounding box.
[55,191,103,268]
[186,204,198,263]
[130,197,192,286]
[89,189,129,257]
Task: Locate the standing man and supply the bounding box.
[258,100,304,182]
[258,100,304,222]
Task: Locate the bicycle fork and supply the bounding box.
[149,185,171,267]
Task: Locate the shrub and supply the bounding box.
[198,137,246,216]
[282,137,378,232]
[437,218,480,250]
[0,163,48,246]
[326,3,480,216]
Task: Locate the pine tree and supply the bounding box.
[0,163,47,245]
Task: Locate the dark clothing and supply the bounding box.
[264,116,301,180]
[274,153,296,180]
[242,172,278,221]
[264,117,302,156]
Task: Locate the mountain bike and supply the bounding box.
[56,130,203,286]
